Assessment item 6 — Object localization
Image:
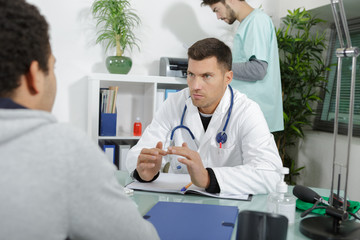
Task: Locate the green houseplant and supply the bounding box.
[92,0,140,74]
[274,8,330,184]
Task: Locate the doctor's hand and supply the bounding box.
[168,142,209,189]
[136,141,167,181]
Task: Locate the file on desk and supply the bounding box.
[126,173,251,201]
[144,201,238,240]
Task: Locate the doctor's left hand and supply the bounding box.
[168,142,210,189]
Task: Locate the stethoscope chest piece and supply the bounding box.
[216,131,228,144]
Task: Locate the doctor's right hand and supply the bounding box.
[136,141,167,181]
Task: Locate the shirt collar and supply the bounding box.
[0,98,27,109]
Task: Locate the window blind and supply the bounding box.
[315,18,360,136]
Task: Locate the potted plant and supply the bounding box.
[92,0,141,74]
[274,8,330,184]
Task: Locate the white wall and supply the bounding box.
[28,0,231,129]
[28,0,104,130]
[296,131,360,202]
[277,0,329,22]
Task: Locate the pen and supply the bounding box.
[180,182,193,192]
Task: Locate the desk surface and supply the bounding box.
[115,171,333,240]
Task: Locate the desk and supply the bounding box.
[115,171,331,240]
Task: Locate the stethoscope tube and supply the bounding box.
[170,85,234,146]
[170,105,195,141]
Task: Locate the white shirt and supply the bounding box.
[126,86,282,195]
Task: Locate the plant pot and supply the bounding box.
[106,56,132,74]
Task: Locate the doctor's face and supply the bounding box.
[210,2,237,25]
[187,57,232,114]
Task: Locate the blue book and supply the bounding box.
[144,201,238,240]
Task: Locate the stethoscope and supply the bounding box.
[170,85,234,149]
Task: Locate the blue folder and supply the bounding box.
[144,201,239,240]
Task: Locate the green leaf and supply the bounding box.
[274,7,330,184]
[290,125,303,137]
[92,0,141,54]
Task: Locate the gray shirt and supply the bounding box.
[0,108,159,240]
[232,56,268,82]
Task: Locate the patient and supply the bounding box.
[0,0,159,239]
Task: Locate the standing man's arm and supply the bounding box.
[232,12,273,82]
[232,57,268,81]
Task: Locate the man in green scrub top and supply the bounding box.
[201,0,284,132]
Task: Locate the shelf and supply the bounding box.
[87,74,187,143]
[88,73,187,85]
[98,136,141,141]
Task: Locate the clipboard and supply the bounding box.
[143,201,239,240]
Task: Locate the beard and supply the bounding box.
[225,4,237,25]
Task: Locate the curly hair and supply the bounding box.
[187,38,232,71]
[0,0,50,97]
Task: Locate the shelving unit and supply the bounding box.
[87,73,187,145]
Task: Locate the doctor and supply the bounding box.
[126,38,282,195]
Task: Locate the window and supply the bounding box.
[314,18,360,136]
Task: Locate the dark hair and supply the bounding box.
[187,38,232,71]
[0,0,50,97]
[201,0,244,6]
[201,0,225,6]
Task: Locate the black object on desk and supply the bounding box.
[236,210,288,240]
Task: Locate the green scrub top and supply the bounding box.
[232,9,284,132]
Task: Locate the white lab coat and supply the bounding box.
[126,86,282,195]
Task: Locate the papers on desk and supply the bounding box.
[144,201,239,240]
[126,173,251,201]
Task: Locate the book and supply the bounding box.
[109,86,119,113]
[126,173,251,201]
[99,86,119,114]
[144,201,239,240]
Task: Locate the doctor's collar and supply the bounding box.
[199,111,213,118]
[213,85,233,114]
